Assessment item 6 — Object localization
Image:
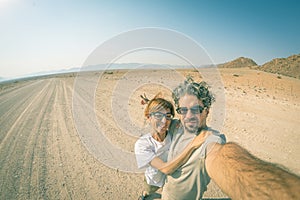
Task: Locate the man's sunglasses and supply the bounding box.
[150,112,173,120]
[176,105,205,115]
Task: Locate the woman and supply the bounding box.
[134,93,209,200]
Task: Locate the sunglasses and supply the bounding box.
[150,112,173,120]
[176,105,205,115]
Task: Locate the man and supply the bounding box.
[161,77,226,199]
[161,77,300,200]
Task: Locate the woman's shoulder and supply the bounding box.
[135,134,156,154]
[139,132,152,139]
[168,119,182,140]
[169,119,180,132]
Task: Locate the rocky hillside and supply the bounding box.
[218,57,257,68]
[259,54,300,79]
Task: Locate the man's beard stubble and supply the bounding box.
[183,117,200,134]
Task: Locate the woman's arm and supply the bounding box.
[150,130,211,175]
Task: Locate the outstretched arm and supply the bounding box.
[205,142,300,200]
[150,130,211,175]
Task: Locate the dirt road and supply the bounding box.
[0,76,143,199]
[1,68,299,199]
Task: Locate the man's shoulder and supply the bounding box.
[205,127,226,144]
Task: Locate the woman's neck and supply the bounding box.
[152,131,167,142]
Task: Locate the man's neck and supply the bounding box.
[184,125,208,136]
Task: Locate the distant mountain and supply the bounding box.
[29,63,193,76]
[3,54,299,82]
[218,57,257,68]
[2,63,196,82]
[79,63,194,71]
[259,54,300,79]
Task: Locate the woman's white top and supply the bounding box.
[135,133,172,187]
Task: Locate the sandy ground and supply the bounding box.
[0,68,299,199]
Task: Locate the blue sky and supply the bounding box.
[1,0,299,78]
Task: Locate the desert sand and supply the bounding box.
[0,67,299,199]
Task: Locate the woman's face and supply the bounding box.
[149,108,172,135]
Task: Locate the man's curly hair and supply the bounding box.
[172,76,215,109]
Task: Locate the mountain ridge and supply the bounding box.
[259,54,300,79]
[218,54,300,79]
[218,57,257,68]
[2,53,299,81]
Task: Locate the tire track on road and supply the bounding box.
[48,79,75,199]
[0,80,44,106]
[0,79,52,199]
[0,80,45,142]
[52,79,91,199]
[18,79,56,199]
[46,77,110,199]
[0,80,49,147]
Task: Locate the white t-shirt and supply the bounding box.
[135,133,172,187]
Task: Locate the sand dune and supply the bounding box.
[0,68,299,199]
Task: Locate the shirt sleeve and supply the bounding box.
[206,132,226,145]
[200,130,226,157]
[134,137,156,169]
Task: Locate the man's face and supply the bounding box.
[178,94,208,134]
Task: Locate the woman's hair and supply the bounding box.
[172,76,215,109]
[140,93,175,118]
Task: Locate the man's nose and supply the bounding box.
[185,109,194,118]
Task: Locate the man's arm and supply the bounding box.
[150,131,211,175]
[205,142,300,200]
